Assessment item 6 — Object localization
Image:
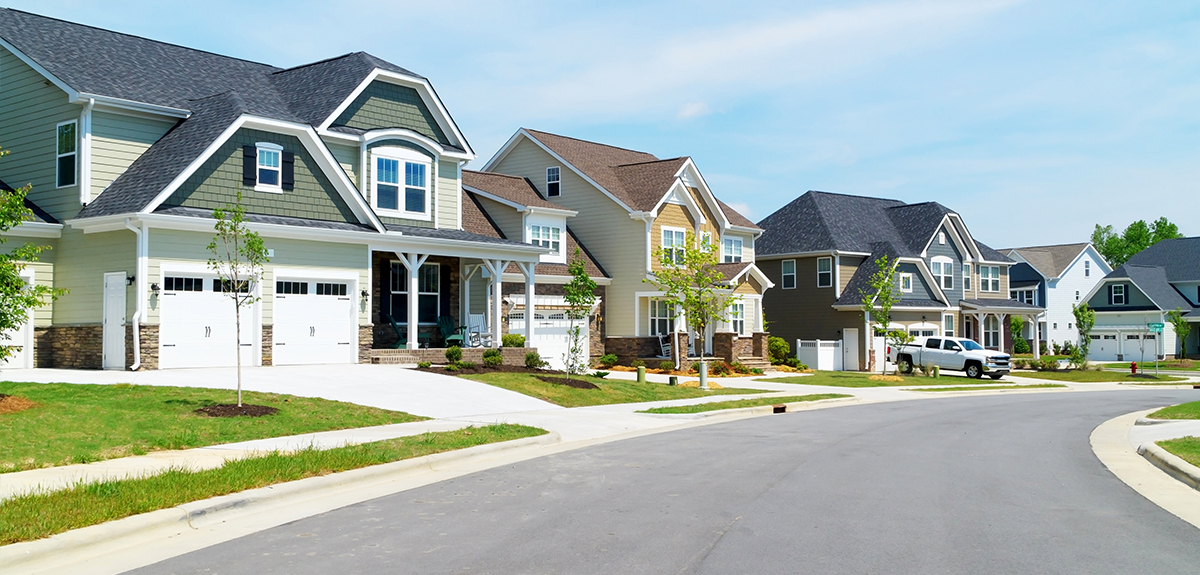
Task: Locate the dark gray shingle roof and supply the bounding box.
[1124,237,1200,282]
[1107,264,1196,314]
[153,206,376,232]
[0,178,58,224]
[959,298,1045,312]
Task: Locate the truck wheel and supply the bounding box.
[897,357,914,374]
[965,363,983,379]
[989,374,1003,380]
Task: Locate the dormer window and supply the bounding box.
[900,273,913,293]
[1112,284,1126,305]
[547,167,561,197]
[255,143,282,191]
[531,225,561,254]
[723,237,743,263]
[372,147,431,219]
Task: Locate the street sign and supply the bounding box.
[1148,322,1164,333]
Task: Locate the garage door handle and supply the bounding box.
[163,344,176,347]
[338,342,350,345]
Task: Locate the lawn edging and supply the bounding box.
[640,395,859,418]
[0,431,560,570]
[1138,441,1200,492]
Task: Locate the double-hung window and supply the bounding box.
[900,273,913,293]
[388,262,441,324]
[980,265,1001,292]
[546,167,560,197]
[729,302,745,335]
[781,260,796,289]
[943,314,955,337]
[984,316,1000,348]
[1011,289,1036,305]
[1112,284,1126,305]
[56,121,77,188]
[373,148,431,218]
[662,228,686,266]
[963,263,972,291]
[255,142,282,191]
[700,231,713,249]
[530,225,561,254]
[931,257,953,290]
[1084,260,1090,277]
[723,237,742,263]
[816,257,832,288]
[649,299,676,336]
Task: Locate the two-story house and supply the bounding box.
[1080,237,1199,362]
[481,129,773,366]
[999,243,1112,349]
[0,9,555,370]
[756,191,1042,371]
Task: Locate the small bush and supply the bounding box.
[630,359,646,368]
[416,361,431,369]
[444,364,459,372]
[1051,342,1062,355]
[445,346,463,363]
[596,354,618,368]
[502,333,525,348]
[525,351,546,369]
[482,348,503,367]
[458,361,478,369]
[1037,356,1059,371]
[710,361,732,376]
[1039,341,1049,356]
[784,357,802,369]
[750,367,764,375]
[1060,340,1075,357]
[591,371,609,379]
[1013,337,1031,354]
[730,362,751,374]
[690,362,701,372]
[659,361,675,372]
[768,336,791,365]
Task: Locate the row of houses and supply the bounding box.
[0,10,1195,372]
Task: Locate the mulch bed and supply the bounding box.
[535,376,599,390]
[416,364,548,376]
[0,394,39,415]
[193,404,280,417]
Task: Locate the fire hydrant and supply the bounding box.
[1131,361,1138,374]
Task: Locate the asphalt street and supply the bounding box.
[129,390,1200,574]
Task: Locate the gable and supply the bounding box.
[163,127,357,224]
[333,80,449,145]
[1087,280,1156,310]
[895,262,937,301]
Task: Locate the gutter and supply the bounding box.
[124,218,148,370]
[79,98,95,206]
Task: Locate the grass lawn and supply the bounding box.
[1100,361,1200,371]
[1013,354,1070,361]
[0,424,544,546]
[0,382,424,473]
[1157,437,1200,468]
[1008,371,1186,383]
[638,394,850,414]
[1147,401,1200,420]
[754,371,1000,388]
[910,384,1066,392]
[463,372,767,408]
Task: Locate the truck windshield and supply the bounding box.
[960,340,984,351]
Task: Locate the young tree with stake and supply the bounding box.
[208,192,269,407]
[859,255,905,373]
[561,248,596,378]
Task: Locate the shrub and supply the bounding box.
[444,364,459,372]
[710,361,732,376]
[482,348,503,367]
[591,371,609,379]
[1051,342,1062,355]
[784,357,802,369]
[1060,340,1075,357]
[525,351,546,369]
[596,354,618,368]
[458,361,478,369]
[729,362,750,374]
[768,336,791,365]
[1039,341,1049,356]
[1013,337,1030,354]
[750,367,764,375]
[630,359,646,368]
[690,362,701,372]
[502,333,525,348]
[1037,356,1059,371]
[445,346,463,363]
[659,361,675,372]
[416,361,431,369]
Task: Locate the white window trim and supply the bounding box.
[900,273,913,293]
[372,147,433,221]
[943,313,955,337]
[729,301,746,336]
[980,265,1001,293]
[55,120,78,189]
[389,260,441,325]
[816,256,833,288]
[253,142,284,194]
[931,256,953,290]
[781,259,796,290]
[938,231,946,245]
[546,166,561,197]
[963,263,972,292]
[700,231,714,249]
[723,237,743,263]
[529,224,562,256]
[661,226,687,267]
[649,298,677,336]
[1113,284,1126,305]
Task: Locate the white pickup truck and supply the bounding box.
[888,337,1011,379]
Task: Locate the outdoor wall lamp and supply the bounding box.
[361,289,369,299]
[150,283,160,295]
[126,275,136,286]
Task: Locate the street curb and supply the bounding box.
[1138,442,1200,491]
[0,432,560,574]
[641,396,861,419]
[1135,417,1177,426]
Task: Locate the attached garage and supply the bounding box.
[158,272,258,369]
[508,310,588,371]
[272,275,358,366]
[1088,333,1120,361]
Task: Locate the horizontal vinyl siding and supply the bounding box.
[0,47,82,221]
[839,256,864,294]
[651,203,694,272]
[491,138,646,335]
[146,229,370,325]
[52,227,136,324]
[436,159,458,229]
[759,257,850,346]
[90,111,175,201]
[2,235,57,326]
[474,195,522,239]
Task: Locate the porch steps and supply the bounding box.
[736,357,775,372]
[371,350,420,365]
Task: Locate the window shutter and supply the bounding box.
[281,151,295,191]
[1107,285,1113,306]
[440,265,451,318]
[242,146,257,186]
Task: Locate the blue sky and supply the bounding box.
[6,0,1198,247]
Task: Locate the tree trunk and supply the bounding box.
[235,292,242,407]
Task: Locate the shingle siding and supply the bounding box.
[164,128,358,224]
[334,81,449,145]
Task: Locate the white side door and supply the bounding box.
[842,328,859,371]
[273,278,357,366]
[103,272,127,370]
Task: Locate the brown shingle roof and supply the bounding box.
[503,228,610,279]
[1001,243,1089,279]
[715,262,754,283]
[715,197,759,230]
[462,170,559,210]
[610,158,689,211]
[460,190,504,239]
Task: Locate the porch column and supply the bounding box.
[1030,314,1040,360]
[755,297,764,332]
[482,259,511,349]
[518,262,536,349]
[461,264,479,329]
[974,313,984,346]
[395,252,429,351]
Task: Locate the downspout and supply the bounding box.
[125,218,148,370]
[79,98,95,206]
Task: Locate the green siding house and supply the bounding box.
[0,9,548,370]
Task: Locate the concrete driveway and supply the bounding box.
[0,365,560,419]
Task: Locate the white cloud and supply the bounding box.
[723,202,754,220]
[678,101,712,119]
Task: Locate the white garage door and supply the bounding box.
[1087,334,1119,361]
[159,274,256,369]
[273,278,357,366]
[1123,333,1157,362]
[508,311,587,371]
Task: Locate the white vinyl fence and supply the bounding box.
[796,339,843,371]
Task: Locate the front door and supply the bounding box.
[102,272,126,370]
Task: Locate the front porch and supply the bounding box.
[959,298,1047,358]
